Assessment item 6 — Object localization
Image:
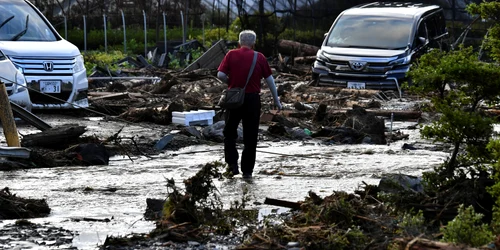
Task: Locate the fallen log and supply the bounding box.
[151,77,181,94]
[21,125,86,149]
[294,56,317,65]
[264,197,301,209]
[392,237,482,250]
[71,217,112,222]
[277,39,320,57]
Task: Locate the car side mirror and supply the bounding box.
[418,37,427,45]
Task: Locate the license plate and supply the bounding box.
[40,80,61,93]
[347,82,366,89]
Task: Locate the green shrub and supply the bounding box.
[441,204,493,247]
[397,210,426,236]
[83,50,132,75]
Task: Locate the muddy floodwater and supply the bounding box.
[0,112,449,249]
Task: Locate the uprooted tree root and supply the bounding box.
[0,187,50,219]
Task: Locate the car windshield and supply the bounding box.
[325,15,413,50]
[0,1,57,41]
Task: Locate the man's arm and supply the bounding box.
[217,71,228,84]
[265,75,282,110]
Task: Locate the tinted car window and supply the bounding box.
[325,15,414,49]
[426,17,438,38]
[426,13,446,39]
[0,1,57,41]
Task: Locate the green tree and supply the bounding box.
[467,2,500,62]
[411,47,500,182]
[463,2,500,234]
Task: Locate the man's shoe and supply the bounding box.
[229,164,239,175]
[242,173,252,179]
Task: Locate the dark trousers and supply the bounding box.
[223,93,261,175]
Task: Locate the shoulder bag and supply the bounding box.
[219,51,258,109]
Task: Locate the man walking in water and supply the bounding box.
[217,30,282,179]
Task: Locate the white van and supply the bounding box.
[0,49,31,111]
[0,0,88,109]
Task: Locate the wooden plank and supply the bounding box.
[91,92,131,101]
[183,40,227,72]
[10,101,52,131]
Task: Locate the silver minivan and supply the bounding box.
[0,0,88,109]
[312,2,449,96]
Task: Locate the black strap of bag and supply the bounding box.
[242,51,258,90]
[218,51,258,110]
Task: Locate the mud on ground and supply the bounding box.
[0,62,438,249]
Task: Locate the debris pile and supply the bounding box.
[102,162,256,249]
[0,187,50,219]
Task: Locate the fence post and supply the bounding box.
[83,15,87,53]
[181,11,185,44]
[202,14,205,46]
[163,12,167,55]
[103,14,107,53]
[121,10,127,54]
[63,15,67,40]
[143,10,147,57]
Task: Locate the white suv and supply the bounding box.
[0,49,31,111]
[0,0,88,109]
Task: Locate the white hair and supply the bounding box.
[239,30,256,47]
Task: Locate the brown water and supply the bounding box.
[0,112,448,249]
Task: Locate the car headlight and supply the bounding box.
[317,51,328,62]
[389,55,412,66]
[73,54,85,73]
[15,69,27,92]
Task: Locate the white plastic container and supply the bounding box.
[172,110,215,126]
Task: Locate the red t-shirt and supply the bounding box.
[217,47,272,93]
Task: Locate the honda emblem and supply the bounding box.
[43,61,54,72]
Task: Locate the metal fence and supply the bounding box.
[38,0,489,55]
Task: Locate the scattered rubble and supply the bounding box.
[0,40,455,249]
[0,220,74,249]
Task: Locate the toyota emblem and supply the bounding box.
[349,61,367,71]
[43,61,54,72]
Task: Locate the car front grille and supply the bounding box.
[324,58,393,74]
[9,56,75,76]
